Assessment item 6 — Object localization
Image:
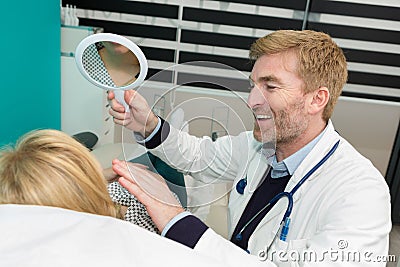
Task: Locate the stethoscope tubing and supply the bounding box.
[235,140,340,244]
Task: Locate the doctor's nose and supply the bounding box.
[247,85,267,109]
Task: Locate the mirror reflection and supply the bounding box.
[82,41,141,88]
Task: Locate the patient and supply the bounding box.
[0,129,161,233]
[0,130,225,267]
[0,129,118,217]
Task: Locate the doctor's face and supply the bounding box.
[247,51,310,144]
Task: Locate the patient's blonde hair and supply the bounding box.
[250,30,348,122]
[0,129,117,218]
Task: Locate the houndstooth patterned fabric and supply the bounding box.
[82,43,116,87]
[108,181,159,233]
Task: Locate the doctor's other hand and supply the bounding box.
[112,159,185,232]
[108,90,159,138]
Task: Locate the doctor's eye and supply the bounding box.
[264,84,277,91]
[248,82,255,91]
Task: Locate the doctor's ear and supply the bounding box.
[308,87,330,115]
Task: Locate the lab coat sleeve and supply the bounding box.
[163,214,276,266]
[164,215,209,248]
[145,119,254,184]
[194,228,276,267]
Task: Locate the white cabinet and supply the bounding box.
[61,25,115,147]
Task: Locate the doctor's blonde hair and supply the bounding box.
[249,30,348,122]
[0,129,117,218]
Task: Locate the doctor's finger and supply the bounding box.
[112,161,154,188]
[118,176,149,204]
[112,159,148,170]
[112,160,135,181]
[116,170,165,206]
[125,163,168,188]
[112,117,134,127]
[126,162,163,179]
[108,94,126,113]
[128,163,149,170]
[113,161,157,187]
[109,108,131,120]
[107,90,114,100]
[114,161,176,204]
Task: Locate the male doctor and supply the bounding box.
[109,30,391,266]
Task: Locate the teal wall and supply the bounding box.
[0,1,60,146]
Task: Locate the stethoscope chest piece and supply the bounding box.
[236,177,247,195]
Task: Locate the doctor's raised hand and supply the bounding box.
[108,90,159,138]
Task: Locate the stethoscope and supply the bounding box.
[234,140,340,246]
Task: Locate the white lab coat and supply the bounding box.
[151,120,392,266]
[0,204,266,267]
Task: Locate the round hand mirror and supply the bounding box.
[75,33,148,110]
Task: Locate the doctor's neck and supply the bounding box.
[275,120,327,162]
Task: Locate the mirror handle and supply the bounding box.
[114,90,129,112]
